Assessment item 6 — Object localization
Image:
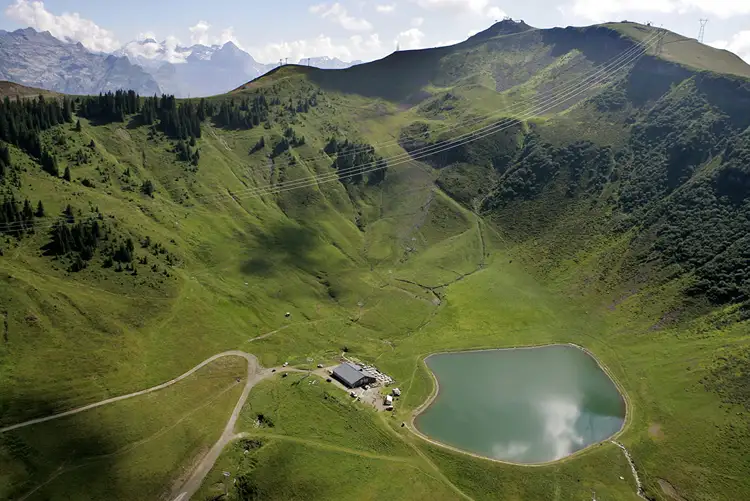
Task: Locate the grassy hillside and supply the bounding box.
[1,18,749,501]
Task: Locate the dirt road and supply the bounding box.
[0,350,258,435]
[169,353,268,501]
[1,349,312,501]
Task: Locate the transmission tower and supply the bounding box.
[698,19,708,43]
[655,27,665,55]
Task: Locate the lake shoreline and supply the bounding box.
[407,342,630,467]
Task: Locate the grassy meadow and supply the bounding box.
[1,20,750,501]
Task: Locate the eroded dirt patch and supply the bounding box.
[658,479,688,501]
[648,423,664,440]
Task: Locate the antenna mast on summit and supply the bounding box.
[698,19,708,43]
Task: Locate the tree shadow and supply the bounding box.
[125,115,144,130]
[240,222,321,276]
[0,395,123,500]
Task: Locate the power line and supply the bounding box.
[698,19,708,43]
[655,27,665,55]
[0,33,657,234]
[0,33,659,233]
[183,31,660,206]
[233,31,662,174]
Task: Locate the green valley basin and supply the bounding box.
[414,345,626,464]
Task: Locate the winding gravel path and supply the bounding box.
[2,350,304,501]
[168,353,271,501]
[0,350,258,435]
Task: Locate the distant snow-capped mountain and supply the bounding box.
[115,38,277,96]
[0,27,368,98]
[297,56,363,69]
[0,28,161,96]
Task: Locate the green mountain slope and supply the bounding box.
[1,20,749,501]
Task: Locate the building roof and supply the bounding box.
[332,362,374,387]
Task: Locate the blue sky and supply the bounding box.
[1,0,749,63]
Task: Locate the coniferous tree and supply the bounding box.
[0,95,62,156]
[62,97,73,122]
[75,119,82,132]
[64,204,74,224]
[0,143,10,166]
[63,166,71,182]
[35,200,45,217]
[22,199,33,224]
[41,151,58,177]
[141,179,155,197]
[0,195,31,237]
[0,143,7,180]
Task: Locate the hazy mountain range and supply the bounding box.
[0,27,362,97]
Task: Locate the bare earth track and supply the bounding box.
[0,350,302,501]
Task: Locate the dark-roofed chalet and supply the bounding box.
[331,362,376,389]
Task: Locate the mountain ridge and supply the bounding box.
[0,27,161,96]
[0,27,364,98]
[1,18,750,501]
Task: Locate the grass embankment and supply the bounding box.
[0,356,246,500]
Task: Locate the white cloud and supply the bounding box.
[119,35,191,65]
[376,3,396,13]
[251,34,353,64]
[309,3,373,31]
[486,6,507,19]
[709,31,750,63]
[4,0,120,52]
[436,38,461,47]
[188,20,241,47]
[252,32,388,64]
[395,28,426,50]
[411,17,425,27]
[413,0,504,19]
[566,0,750,22]
[350,33,383,55]
[415,0,491,14]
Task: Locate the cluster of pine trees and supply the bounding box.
[214,96,270,130]
[0,195,43,237]
[327,138,388,185]
[45,207,142,272]
[288,95,317,114]
[0,95,73,157]
[271,127,306,158]
[49,218,102,262]
[175,139,200,166]
[77,90,140,123]
[142,95,207,140]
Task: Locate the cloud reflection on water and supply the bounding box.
[538,397,585,460]
[491,441,531,460]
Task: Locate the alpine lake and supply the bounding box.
[414,345,626,464]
